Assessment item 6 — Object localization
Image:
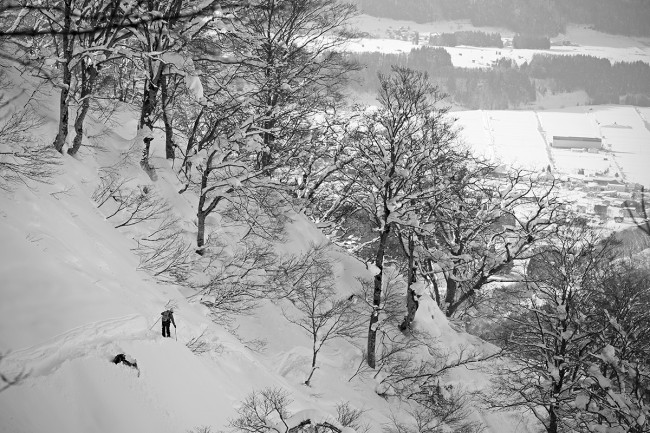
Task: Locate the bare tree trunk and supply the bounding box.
[68,65,97,156]
[367,225,390,368]
[195,162,225,254]
[196,190,207,255]
[547,405,558,433]
[420,244,442,307]
[52,0,73,153]
[139,62,163,170]
[444,275,457,316]
[161,74,176,159]
[196,211,206,254]
[258,117,276,170]
[305,338,318,386]
[399,233,418,331]
[446,274,488,317]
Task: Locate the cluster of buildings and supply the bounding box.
[566,179,647,225]
[385,27,421,44]
[551,134,645,225]
[544,135,646,227]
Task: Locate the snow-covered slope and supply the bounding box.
[0,67,536,433]
[0,74,365,433]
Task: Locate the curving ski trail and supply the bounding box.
[3,314,152,379]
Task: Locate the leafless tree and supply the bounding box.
[570,258,650,433]
[176,0,357,252]
[185,329,223,356]
[133,215,194,283]
[279,248,364,386]
[95,180,171,229]
[187,426,214,433]
[1,0,127,153]
[189,237,278,322]
[229,387,353,433]
[229,387,294,432]
[386,386,484,433]
[335,402,370,433]
[1,0,246,159]
[132,0,247,172]
[339,66,457,368]
[190,241,333,323]
[485,220,611,433]
[0,95,59,190]
[0,0,234,39]
[232,0,357,173]
[417,168,562,318]
[347,270,410,381]
[91,167,132,207]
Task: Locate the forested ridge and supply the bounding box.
[351,0,650,37]
[349,48,650,109]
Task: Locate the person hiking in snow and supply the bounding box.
[161,309,176,338]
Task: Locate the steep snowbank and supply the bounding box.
[0,70,525,433]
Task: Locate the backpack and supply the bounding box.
[161,310,172,321]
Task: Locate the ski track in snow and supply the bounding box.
[482,110,497,158]
[534,111,555,170]
[635,106,650,134]
[4,314,149,378]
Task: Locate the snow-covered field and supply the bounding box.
[347,15,650,68]
[455,106,650,187]
[455,110,551,169]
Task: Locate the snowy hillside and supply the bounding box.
[0,71,528,433]
[2,1,649,431]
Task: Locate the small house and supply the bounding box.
[594,204,608,218]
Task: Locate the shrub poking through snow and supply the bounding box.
[0,91,58,191]
[229,387,357,433]
[0,351,29,393]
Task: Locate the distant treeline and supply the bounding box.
[348,48,650,109]
[352,0,650,37]
[349,48,535,109]
[429,30,503,48]
[427,31,550,50]
[528,55,650,105]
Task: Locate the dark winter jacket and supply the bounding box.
[112,353,138,369]
[161,310,176,326]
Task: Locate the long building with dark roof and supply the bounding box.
[552,136,602,149]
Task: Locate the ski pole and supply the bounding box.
[174,327,177,341]
[149,316,161,330]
